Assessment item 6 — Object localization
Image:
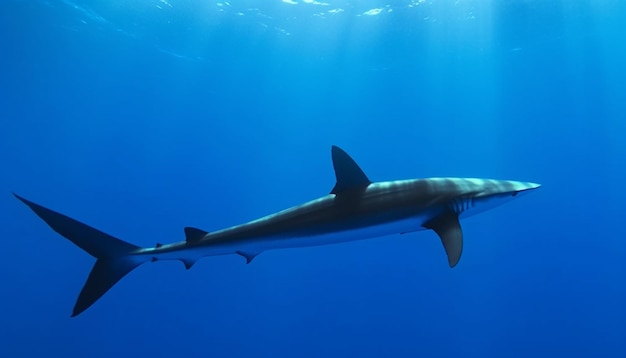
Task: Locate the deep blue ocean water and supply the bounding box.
[1,0,625,357]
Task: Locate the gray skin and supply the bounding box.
[144,177,539,265]
[14,146,540,316]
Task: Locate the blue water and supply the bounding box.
[1,0,625,357]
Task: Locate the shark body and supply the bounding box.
[15,146,539,316]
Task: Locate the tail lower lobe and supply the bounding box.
[14,194,147,317]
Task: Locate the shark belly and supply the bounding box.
[244,213,432,251]
[157,211,437,263]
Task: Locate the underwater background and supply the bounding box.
[1,0,625,357]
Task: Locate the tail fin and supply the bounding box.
[14,194,147,317]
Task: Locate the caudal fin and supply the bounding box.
[72,257,143,317]
[14,194,147,317]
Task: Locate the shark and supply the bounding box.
[15,146,540,317]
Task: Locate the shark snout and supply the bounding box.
[510,181,541,197]
[519,181,541,191]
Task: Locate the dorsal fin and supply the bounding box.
[330,146,371,194]
[184,227,208,243]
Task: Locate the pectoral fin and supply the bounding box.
[424,211,463,268]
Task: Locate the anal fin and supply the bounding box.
[424,211,463,268]
[236,250,260,264]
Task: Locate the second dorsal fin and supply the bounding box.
[184,227,208,243]
[330,146,371,194]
